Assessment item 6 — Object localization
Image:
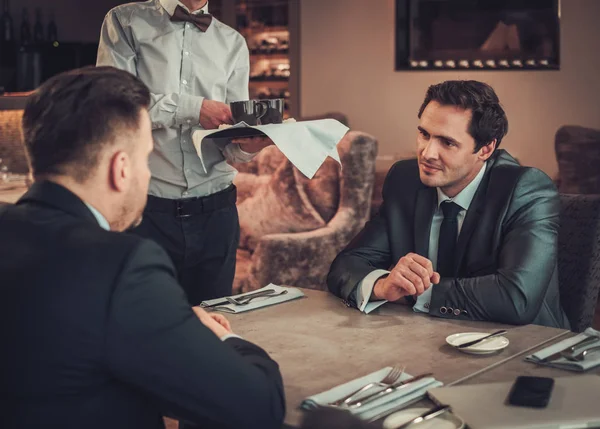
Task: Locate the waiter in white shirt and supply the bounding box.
[97,0,271,305]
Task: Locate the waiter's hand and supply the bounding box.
[200,99,234,130]
[230,136,275,153]
[372,253,440,301]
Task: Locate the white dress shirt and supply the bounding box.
[97,0,254,200]
[356,162,487,314]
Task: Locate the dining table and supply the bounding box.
[2,187,589,428]
[460,340,600,385]
[228,288,574,427]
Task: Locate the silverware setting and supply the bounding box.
[539,335,600,363]
[346,372,434,409]
[365,394,428,423]
[225,290,288,306]
[455,329,507,349]
[329,364,405,407]
[200,288,286,308]
[562,344,600,362]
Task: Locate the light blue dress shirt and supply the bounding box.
[356,162,487,314]
[85,203,111,231]
[97,0,255,200]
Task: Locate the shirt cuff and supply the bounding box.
[176,94,204,126]
[356,269,390,314]
[223,142,258,163]
[221,333,243,342]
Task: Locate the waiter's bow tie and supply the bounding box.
[171,5,213,32]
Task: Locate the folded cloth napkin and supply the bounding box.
[199,284,304,314]
[192,119,349,179]
[301,367,443,422]
[525,328,600,372]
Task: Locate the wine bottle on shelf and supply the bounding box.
[47,11,57,44]
[33,8,43,43]
[20,8,31,46]
[1,0,13,42]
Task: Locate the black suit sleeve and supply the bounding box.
[104,240,285,429]
[429,168,560,325]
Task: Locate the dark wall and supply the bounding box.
[6,0,130,43]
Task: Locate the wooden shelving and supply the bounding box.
[210,0,299,117]
[241,25,288,35]
[249,53,288,60]
[249,80,288,89]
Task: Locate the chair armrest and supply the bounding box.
[247,209,363,291]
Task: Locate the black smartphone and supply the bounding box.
[507,376,554,408]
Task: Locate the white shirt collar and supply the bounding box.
[436,162,487,211]
[159,0,209,16]
[85,203,111,231]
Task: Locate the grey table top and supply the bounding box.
[461,338,600,385]
[229,288,569,427]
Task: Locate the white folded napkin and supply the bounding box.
[525,327,600,372]
[192,119,349,179]
[199,284,304,314]
[301,367,442,422]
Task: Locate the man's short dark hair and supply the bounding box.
[22,66,151,182]
[417,80,508,152]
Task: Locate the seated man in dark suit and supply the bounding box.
[0,66,284,429]
[327,80,569,329]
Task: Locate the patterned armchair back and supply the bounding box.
[558,194,600,332]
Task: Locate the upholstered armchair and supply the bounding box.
[233,131,378,293]
[558,194,600,332]
[555,125,600,194]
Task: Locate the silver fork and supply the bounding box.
[562,344,600,362]
[330,365,405,407]
[225,290,288,306]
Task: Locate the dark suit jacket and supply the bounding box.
[0,182,285,429]
[328,150,570,329]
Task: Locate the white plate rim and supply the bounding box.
[446,332,509,353]
[383,406,465,429]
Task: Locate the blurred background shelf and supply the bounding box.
[212,0,299,118]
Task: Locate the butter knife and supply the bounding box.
[538,335,600,363]
[347,373,433,408]
[456,329,507,349]
[199,289,276,308]
[392,405,451,429]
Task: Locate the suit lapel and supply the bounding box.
[453,161,494,275]
[414,187,436,257]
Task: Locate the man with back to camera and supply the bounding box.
[0,66,285,429]
[97,0,273,305]
[327,80,569,329]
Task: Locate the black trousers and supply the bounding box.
[131,186,239,306]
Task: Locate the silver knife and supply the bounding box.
[538,335,600,363]
[393,405,452,429]
[347,373,433,408]
[199,289,276,308]
[456,329,507,349]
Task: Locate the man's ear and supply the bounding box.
[109,150,130,192]
[478,139,497,161]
